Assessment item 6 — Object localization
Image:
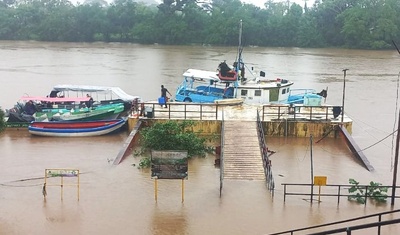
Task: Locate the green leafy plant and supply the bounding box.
[348,178,366,204]
[348,178,388,204]
[0,109,5,132]
[138,157,151,169]
[367,181,388,203]
[134,120,214,168]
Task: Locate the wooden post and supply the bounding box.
[341,69,349,123]
[61,176,64,201]
[318,186,321,203]
[310,135,314,203]
[77,170,80,201]
[181,179,185,203]
[154,179,158,202]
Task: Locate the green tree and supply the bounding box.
[297,10,326,47]
[35,0,76,41]
[107,0,139,41]
[72,3,108,41]
[131,4,158,43]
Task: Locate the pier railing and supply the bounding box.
[260,104,343,122]
[136,102,344,123]
[256,109,275,193]
[138,102,220,120]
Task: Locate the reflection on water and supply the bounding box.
[1,42,400,234]
[151,207,187,235]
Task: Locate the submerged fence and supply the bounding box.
[282,183,400,204]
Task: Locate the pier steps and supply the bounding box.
[222,121,265,180]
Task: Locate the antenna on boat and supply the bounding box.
[236,20,243,72]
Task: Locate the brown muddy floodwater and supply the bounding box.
[1,41,400,234]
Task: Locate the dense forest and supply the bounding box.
[0,0,399,49]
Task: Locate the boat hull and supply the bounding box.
[28,119,126,137]
[30,119,121,129]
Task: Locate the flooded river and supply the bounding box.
[1,41,400,234]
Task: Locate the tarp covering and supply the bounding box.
[21,96,89,102]
[51,85,140,102]
[182,69,220,81]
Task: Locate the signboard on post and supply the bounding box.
[44,168,80,201]
[314,176,327,186]
[151,150,188,179]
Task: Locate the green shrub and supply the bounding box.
[348,178,388,204]
[0,109,6,132]
[134,120,214,168]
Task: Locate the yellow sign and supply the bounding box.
[314,176,327,186]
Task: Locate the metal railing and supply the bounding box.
[282,183,400,204]
[270,208,400,235]
[260,104,343,122]
[256,109,275,193]
[138,102,220,120]
[219,111,225,197]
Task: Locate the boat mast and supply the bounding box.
[236,20,243,74]
[232,20,243,99]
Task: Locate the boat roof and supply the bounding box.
[52,85,140,101]
[183,69,220,82]
[21,96,90,102]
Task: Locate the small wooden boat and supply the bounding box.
[28,119,126,137]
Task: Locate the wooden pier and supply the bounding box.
[222,121,265,180]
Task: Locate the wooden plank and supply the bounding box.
[113,120,142,165]
[337,125,374,171]
[222,121,266,180]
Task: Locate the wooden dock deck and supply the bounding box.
[222,121,265,180]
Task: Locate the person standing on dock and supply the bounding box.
[161,85,171,108]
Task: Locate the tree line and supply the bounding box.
[0,0,399,49]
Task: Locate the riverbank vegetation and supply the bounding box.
[0,109,5,132]
[0,0,398,49]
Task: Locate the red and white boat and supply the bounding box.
[28,119,126,137]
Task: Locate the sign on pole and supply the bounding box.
[314,176,327,203]
[151,150,188,179]
[314,176,327,186]
[151,150,188,203]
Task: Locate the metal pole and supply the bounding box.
[341,69,349,123]
[310,135,314,203]
[391,109,400,205]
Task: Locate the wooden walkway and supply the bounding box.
[223,121,265,180]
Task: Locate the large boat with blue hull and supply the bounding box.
[174,20,326,105]
[175,68,295,104]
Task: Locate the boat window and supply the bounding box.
[254,90,261,96]
[282,89,286,95]
[241,90,248,96]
